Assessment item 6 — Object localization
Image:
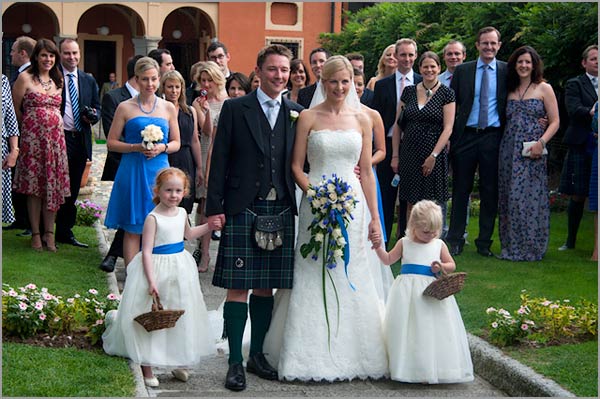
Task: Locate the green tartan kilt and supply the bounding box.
[212,199,295,289]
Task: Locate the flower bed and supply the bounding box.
[75,199,103,226]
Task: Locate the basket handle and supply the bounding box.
[431,261,447,278]
[151,293,164,311]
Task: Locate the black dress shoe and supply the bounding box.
[57,236,89,248]
[450,244,463,256]
[224,363,246,391]
[246,353,278,380]
[99,255,117,272]
[477,247,494,257]
[16,229,32,237]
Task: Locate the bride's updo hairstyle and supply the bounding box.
[135,56,160,78]
[152,167,190,205]
[320,55,354,82]
[406,200,443,240]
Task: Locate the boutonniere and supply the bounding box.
[290,110,300,126]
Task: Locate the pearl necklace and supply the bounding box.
[423,80,440,98]
[137,95,157,114]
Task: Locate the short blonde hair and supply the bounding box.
[376,44,396,78]
[135,56,160,77]
[406,200,443,240]
[197,61,226,90]
[321,55,354,82]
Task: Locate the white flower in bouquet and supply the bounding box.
[140,124,164,150]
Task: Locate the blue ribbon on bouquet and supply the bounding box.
[334,210,355,291]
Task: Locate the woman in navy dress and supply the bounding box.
[104,57,181,266]
[497,46,559,261]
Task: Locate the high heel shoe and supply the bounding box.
[44,231,57,252]
[31,232,43,251]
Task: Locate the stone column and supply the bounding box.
[131,37,162,56]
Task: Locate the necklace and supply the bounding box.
[518,81,533,101]
[137,95,157,114]
[423,80,440,98]
[36,76,53,91]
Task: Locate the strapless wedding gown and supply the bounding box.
[263,129,388,381]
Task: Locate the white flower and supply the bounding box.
[333,249,343,259]
[311,199,321,209]
[336,236,346,246]
[327,183,336,192]
[307,188,316,198]
[491,322,498,329]
[315,232,324,243]
[332,228,342,239]
[328,192,338,202]
[486,307,497,314]
[88,289,98,295]
[140,124,164,149]
[290,110,299,122]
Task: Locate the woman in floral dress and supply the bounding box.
[12,39,69,252]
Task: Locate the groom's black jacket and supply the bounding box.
[206,91,304,217]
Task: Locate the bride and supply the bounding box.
[263,56,388,381]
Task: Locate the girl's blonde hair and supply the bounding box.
[197,61,226,90]
[152,167,190,205]
[406,200,443,240]
[160,70,191,114]
[376,44,396,78]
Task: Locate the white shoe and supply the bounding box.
[144,376,159,387]
[172,368,189,382]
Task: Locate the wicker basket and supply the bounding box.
[134,294,185,332]
[423,265,467,300]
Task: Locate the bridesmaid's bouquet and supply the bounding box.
[300,173,358,348]
[140,124,164,150]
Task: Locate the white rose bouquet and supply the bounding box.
[299,173,358,348]
[140,124,164,150]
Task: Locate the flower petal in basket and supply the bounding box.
[134,294,185,332]
[423,271,467,300]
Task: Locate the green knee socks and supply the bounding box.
[223,301,248,365]
[249,294,274,357]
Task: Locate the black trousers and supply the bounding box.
[447,128,501,250]
[56,131,88,240]
[107,228,125,258]
[377,137,399,241]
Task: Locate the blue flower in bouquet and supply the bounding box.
[300,174,358,348]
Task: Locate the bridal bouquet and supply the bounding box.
[140,124,164,150]
[300,173,358,347]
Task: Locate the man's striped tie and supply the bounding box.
[68,73,82,131]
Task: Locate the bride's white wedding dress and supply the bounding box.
[263,129,388,381]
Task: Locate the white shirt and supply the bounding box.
[62,67,79,131]
[17,62,31,74]
[125,81,139,98]
[256,87,282,121]
[439,69,453,87]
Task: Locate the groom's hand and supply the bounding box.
[353,165,361,182]
[208,214,226,231]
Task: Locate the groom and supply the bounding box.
[206,44,303,391]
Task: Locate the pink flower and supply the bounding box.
[88,289,98,295]
[521,324,529,331]
[517,307,527,315]
[18,302,27,310]
[39,313,47,321]
[107,293,118,300]
[54,317,61,322]
[549,304,559,309]
[95,319,104,325]
[541,300,551,306]
[26,283,37,290]
[42,293,53,301]
[67,298,75,304]
[8,290,17,297]
[34,301,44,310]
[491,322,498,328]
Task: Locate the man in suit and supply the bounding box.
[372,38,422,245]
[206,44,303,392]
[297,47,330,108]
[439,40,467,88]
[446,26,508,257]
[558,44,598,251]
[98,55,143,272]
[55,38,101,248]
[3,36,36,235]
[207,41,233,79]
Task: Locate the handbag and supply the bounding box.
[247,208,289,251]
[396,105,407,131]
[422,262,467,300]
[522,141,548,157]
[134,293,185,332]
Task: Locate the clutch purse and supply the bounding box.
[522,141,548,157]
[422,262,467,300]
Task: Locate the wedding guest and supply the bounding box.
[354,67,374,107]
[297,47,331,108]
[103,167,216,387]
[162,70,202,215]
[375,200,473,384]
[226,72,251,99]
[498,46,559,261]
[439,40,467,87]
[147,48,175,76]
[12,38,69,252]
[392,50,455,220]
[2,74,20,224]
[558,44,598,251]
[346,52,365,72]
[191,61,228,272]
[186,61,205,106]
[286,59,310,103]
[366,44,398,91]
[100,72,119,99]
[104,56,181,266]
[249,71,260,91]
[208,41,233,79]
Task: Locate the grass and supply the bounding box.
[388,211,598,397]
[2,225,136,397]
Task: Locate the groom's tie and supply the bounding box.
[266,99,278,129]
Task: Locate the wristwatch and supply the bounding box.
[431,152,439,159]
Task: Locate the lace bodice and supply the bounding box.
[307,129,362,183]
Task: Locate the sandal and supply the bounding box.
[198,254,210,273]
[31,232,43,251]
[44,231,57,252]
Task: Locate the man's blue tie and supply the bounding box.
[68,73,82,131]
[478,64,489,130]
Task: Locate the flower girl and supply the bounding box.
[375,200,473,384]
[103,167,218,387]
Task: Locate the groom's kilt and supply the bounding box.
[212,198,295,289]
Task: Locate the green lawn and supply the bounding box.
[2,225,136,397]
[388,211,598,397]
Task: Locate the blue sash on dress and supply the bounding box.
[152,241,184,254]
[400,263,435,277]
